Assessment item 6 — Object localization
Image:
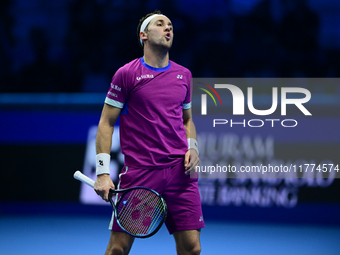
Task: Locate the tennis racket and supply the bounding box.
[74,171,167,238]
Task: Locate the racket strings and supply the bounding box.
[116,189,166,236]
[119,192,157,234]
[120,191,161,234]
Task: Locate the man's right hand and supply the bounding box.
[94,174,115,202]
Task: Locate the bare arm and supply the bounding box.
[96,104,121,154]
[183,108,200,174]
[94,103,122,201]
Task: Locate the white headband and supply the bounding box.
[139,14,166,45]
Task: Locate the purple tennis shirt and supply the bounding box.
[105,57,192,168]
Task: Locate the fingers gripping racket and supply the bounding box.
[74,171,167,238]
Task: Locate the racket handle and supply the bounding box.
[74,170,95,188]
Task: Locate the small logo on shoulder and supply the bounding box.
[177,75,183,79]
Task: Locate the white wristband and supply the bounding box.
[96,153,111,176]
[187,138,199,156]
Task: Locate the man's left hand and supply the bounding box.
[184,149,200,175]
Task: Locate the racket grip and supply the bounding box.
[74,170,95,188]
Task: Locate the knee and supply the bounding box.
[105,231,134,255]
[178,241,201,255]
[105,245,125,255]
[190,243,201,255]
[106,242,133,255]
[189,244,201,255]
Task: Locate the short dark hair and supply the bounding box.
[137,10,162,47]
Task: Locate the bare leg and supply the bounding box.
[105,231,135,255]
[173,229,201,255]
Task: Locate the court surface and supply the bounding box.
[0,215,339,255]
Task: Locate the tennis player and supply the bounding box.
[94,10,205,255]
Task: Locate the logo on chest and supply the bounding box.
[136,74,154,81]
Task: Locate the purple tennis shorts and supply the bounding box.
[109,159,205,234]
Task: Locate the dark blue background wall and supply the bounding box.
[1,0,340,225]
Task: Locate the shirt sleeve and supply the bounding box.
[183,70,192,110]
[105,67,129,109]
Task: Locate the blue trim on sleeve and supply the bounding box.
[140,57,171,71]
[105,97,124,108]
[183,102,191,109]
